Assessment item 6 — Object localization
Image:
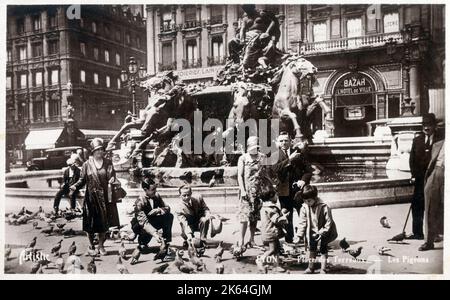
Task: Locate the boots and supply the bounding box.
[304,251,316,274]
[97,232,107,256]
[320,254,328,274]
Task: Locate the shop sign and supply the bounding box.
[177,66,223,80]
[335,73,373,95]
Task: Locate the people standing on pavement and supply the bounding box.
[130,177,173,251]
[408,113,441,240]
[70,137,121,256]
[237,136,275,250]
[175,185,212,248]
[295,185,337,274]
[257,189,289,273]
[271,132,314,243]
[419,139,445,251]
[53,154,81,214]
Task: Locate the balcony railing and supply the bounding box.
[183,20,202,30]
[207,56,226,66]
[158,61,177,72]
[160,23,177,33]
[182,58,202,69]
[303,32,403,54]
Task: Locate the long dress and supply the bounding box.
[75,157,120,233]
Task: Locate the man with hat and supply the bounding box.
[175,185,212,248]
[408,113,441,240]
[271,132,313,243]
[53,153,81,214]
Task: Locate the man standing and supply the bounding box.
[419,139,445,251]
[131,177,173,249]
[408,113,440,240]
[271,132,313,243]
[53,154,81,214]
[175,185,212,248]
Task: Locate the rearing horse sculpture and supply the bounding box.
[271,56,331,142]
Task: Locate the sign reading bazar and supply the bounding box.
[335,72,374,95]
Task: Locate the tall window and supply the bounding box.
[80,42,86,56]
[17,18,25,34]
[49,69,59,85]
[104,50,110,63]
[106,75,111,88]
[211,36,224,64]
[115,53,121,66]
[383,12,399,33]
[162,9,173,29]
[19,74,27,89]
[93,47,99,60]
[34,71,42,87]
[33,94,44,121]
[18,46,27,60]
[48,13,57,29]
[92,21,97,33]
[48,40,59,55]
[7,49,12,62]
[32,43,43,57]
[185,6,197,22]
[210,6,223,24]
[347,17,362,38]
[313,22,327,42]
[33,15,42,32]
[186,40,198,67]
[80,70,86,83]
[162,43,173,66]
[94,73,99,85]
[117,78,121,89]
[6,76,12,89]
[49,94,60,117]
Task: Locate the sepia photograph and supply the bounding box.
[1,1,447,280]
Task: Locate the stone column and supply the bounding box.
[155,9,161,72]
[176,7,184,70]
[146,7,155,74]
[201,5,209,68]
[409,64,420,115]
[44,96,50,121]
[28,98,34,122]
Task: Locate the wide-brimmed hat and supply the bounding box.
[210,216,223,238]
[422,113,437,126]
[90,137,105,152]
[66,153,78,166]
[246,136,260,152]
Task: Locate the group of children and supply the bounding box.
[258,185,337,274]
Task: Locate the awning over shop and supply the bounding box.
[80,129,118,141]
[24,129,64,150]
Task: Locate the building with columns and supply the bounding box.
[145,4,445,137]
[6,5,146,157]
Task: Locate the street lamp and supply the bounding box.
[121,56,147,116]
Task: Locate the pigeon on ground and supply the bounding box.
[376,246,392,256]
[5,247,12,260]
[55,252,65,273]
[214,241,225,261]
[68,241,77,256]
[190,255,206,271]
[116,256,129,274]
[154,239,168,261]
[152,263,170,274]
[215,256,224,274]
[119,242,127,259]
[32,221,39,230]
[27,237,37,249]
[130,246,141,265]
[30,261,41,274]
[41,226,54,235]
[387,232,406,243]
[339,238,350,252]
[348,247,363,259]
[51,239,63,255]
[380,216,391,229]
[56,223,66,229]
[66,255,83,274]
[87,256,97,274]
[178,264,195,274]
[174,250,185,269]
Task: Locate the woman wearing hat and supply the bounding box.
[236,136,275,250]
[71,137,121,255]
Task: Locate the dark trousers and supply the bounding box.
[279,196,301,243]
[139,213,174,245]
[53,186,79,210]
[180,215,210,241]
[411,178,425,237]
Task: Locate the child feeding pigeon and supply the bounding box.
[295,185,338,274]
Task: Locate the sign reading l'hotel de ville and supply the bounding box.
[335,73,373,95]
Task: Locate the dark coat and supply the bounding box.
[409,133,436,180]
[133,193,171,227]
[63,166,81,188]
[175,195,210,226]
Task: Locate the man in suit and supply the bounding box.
[131,177,174,248]
[175,185,212,247]
[408,113,440,240]
[419,139,445,251]
[271,132,314,243]
[53,154,81,214]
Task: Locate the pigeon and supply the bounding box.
[32,221,39,229]
[178,264,195,274]
[85,246,98,257]
[27,237,37,249]
[339,238,350,252]
[380,216,391,229]
[154,239,168,261]
[31,206,43,218]
[63,228,76,237]
[68,241,77,256]
[118,242,127,259]
[66,255,83,274]
[16,215,30,225]
[348,247,363,259]
[55,252,65,273]
[387,232,406,243]
[152,263,170,274]
[116,256,129,274]
[215,256,224,274]
[56,223,67,229]
[18,206,32,216]
[5,247,12,260]
[230,242,246,259]
[376,246,392,256]
[130,246,141,265]
[189,254,206,271]
[87,257,97,274]
[214,241,225,261]
[30,261,41,274]
[174,250,185,269]
[51,239,63,255]
[41,225,54,235]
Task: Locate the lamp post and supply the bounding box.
[121,57,147,116]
